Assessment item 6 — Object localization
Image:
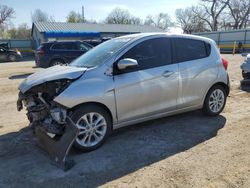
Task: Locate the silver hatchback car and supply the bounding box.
[18,33,230,152]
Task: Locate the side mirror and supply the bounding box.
[117,58,138,71]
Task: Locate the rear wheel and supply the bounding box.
[203,85,227,116]
[71,104,112,152]
[50,59,64,66]
[8,54,17,62]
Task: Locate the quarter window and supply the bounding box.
[174,38,210,63]
[120,38,172,71]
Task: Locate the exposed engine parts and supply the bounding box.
[17,80,78,170]
[17,80,71,135]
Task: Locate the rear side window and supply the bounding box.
[79,42,92,51]
[51,43,78,50]
[174,38,210,63]
[120,37,172,71]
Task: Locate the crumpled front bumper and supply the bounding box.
[35,116,79,171]
[17,91,79,171]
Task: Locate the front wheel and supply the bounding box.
[203,85,227,116]
[71,104,112,152]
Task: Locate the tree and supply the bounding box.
[105,7,142,25]
[0,5,15,25]
[16,23,31,39]
[7,27,17,38]
[144,13,173,30]
[7,23,31,39]
[31,9,54,22]
[175,7,207,33]
[66,11,84,23]
[227,0,250,29]
[193,0,230,31]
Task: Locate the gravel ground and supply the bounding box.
[0,55,249,188]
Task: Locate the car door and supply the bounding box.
[173,38,216,108]
[114,37,179,122]
[0,47,7,61]
[62,42,80,62]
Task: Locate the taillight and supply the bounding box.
[36,45,45,55]
[37,49,44,55]
[221,57,228,70]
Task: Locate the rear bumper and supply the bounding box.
[35,56,49,68]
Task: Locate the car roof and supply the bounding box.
[42,40,82,45]
[116,32,214,44]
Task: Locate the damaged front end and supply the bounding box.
[17,79,79,170]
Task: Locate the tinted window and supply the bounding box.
[174,38,210,62]
[51,43,78,50]
[120,38,172,71]
[79,42,92,51]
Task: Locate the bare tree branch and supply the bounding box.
[198,0,229,31]
[0,5,15,25]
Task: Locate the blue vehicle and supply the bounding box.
[35,40,93,68]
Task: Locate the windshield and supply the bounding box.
[70,37,133,68]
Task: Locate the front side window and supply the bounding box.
[120,37,172,71]
[174,38,210,63]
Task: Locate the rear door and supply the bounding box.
[114,37,179,122]
[173,38,216,108]
[50,42,79,63]
[62,42,79,62]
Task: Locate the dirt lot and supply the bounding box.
[0,55,249,188]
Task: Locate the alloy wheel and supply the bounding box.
[76,112,107,147]
[208,89,225,113]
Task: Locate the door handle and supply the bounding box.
[162,70,174,77]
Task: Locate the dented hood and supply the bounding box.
[19,65,87,93]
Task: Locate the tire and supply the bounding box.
[70,104,112,152]
[50,59,64,66]
[202,85,227,116]
[8,54,17,62]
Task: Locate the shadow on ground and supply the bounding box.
[0,111,226,188]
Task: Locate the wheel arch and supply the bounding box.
[202,81,229,106]
[69,101,114,129]
[210,82,230,96]
[49,57,66,66]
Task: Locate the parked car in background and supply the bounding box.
[83,37,112,47]
[0,42,10,49]
[18,33,230,153]
[0,46,22,62]
[35,40,93,68]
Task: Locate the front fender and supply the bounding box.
[54,69,117,123]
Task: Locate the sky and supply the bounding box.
[2,0,199,28]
